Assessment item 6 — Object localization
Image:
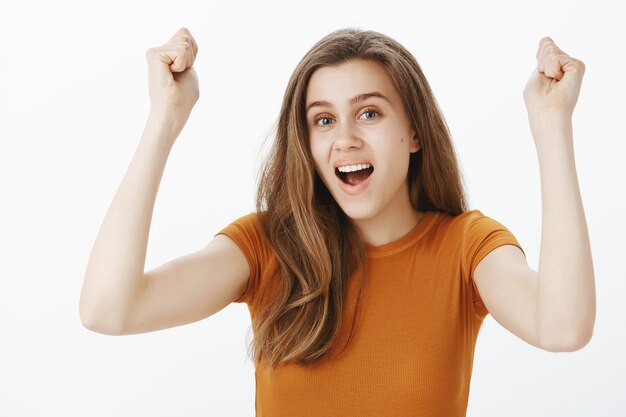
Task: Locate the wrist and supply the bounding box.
[149,105,190,125]
[527,107,572,124]
[139,108,187,149]
[148,106,190,134]
[528,110,572,137]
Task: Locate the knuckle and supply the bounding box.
[545,46,558,56]
[174,41,188,51]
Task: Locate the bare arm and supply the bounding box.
[474,37,595,353]
[79,110,182,333]
[119,234,249,335]
[79,28,200,334]
[79,109,250,335]
[525,38,595,350]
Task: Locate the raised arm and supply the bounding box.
[79,28,207,334]
[473,37,595,352]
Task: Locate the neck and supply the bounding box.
[354,181,424,247]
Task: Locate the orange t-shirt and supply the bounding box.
[215,209,525,416]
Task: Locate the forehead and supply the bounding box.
[305,59,399,106]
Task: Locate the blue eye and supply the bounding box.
[360,109,379,120]
[312,108,381,127]
[313,116,333,126]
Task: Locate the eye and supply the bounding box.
[311,108,381,128]
[359,108,380,120]
[312,115,334,127]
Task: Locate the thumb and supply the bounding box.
[150,48,188,73]
[167,51,190,73]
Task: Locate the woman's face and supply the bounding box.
[306,58,420,222]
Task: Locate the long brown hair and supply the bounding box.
[250,27,468,369]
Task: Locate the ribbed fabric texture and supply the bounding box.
[215,209,525,416]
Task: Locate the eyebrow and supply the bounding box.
[305,91,391,114]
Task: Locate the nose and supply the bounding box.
[333,118,362,151]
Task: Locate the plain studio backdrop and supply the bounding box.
[0,0,624,416]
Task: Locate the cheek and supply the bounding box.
[380,142,411,179]
[370,126,410,153]
[308,144,326,178]
[309,137,326,164]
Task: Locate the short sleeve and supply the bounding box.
[461,210,526,319]
[214,212,269,305]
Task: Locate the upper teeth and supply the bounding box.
[337,163,372,173]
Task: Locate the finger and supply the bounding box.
[173,36,196,67]
[170,27,192,42]
[538,37,570,64]
[172,28,197,57]
[543,45,568,70]
[539,43,561,66]
[185,40,195,68]
[537,37,569,71]
[542,53,585,82]
[169,49,189,72]
[161,40,192,70]
[173,40,193,68]
[536,37,574,79]
[544,54,566,80]
[186,31,199,58]
[536,36,556,60]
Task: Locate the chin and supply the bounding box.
[336,200,378,221]
[318,175,378,221]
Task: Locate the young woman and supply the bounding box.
[79,27,595,416]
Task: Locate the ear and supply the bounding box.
[409,131,421,153]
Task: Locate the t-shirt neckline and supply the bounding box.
[364,211,439,258]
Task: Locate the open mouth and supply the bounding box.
[335,165,375,186]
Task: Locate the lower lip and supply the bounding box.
[336,171,373,195]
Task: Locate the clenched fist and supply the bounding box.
[523,36,585,119]
[145,27,200,115]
